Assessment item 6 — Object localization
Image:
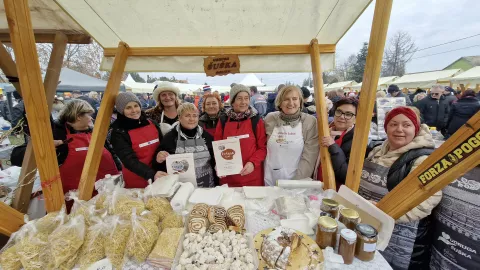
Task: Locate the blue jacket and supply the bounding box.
[250,93,267,117]
[266,93,277,114]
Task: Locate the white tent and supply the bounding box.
[239,74,265,87]
[122,81,156,93]
[450,66,480,85]
[352,76,398,90]
[394,69,462,89]
[153,81,231,94]
[324,81,356,92]
[124,74,136,83]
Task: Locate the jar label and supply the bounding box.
[364,242,376,252]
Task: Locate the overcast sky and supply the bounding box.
[141,0,480,86]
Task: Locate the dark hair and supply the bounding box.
[250,86,258,94]
[456,90,462,95]
[387,84,400,93]
[462,89,476,98]
[333,97,359,113]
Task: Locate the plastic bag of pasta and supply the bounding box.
[16,220,51,270]
[160,212,184,231]
[35,205,68,234]
[126,209,160,263]
[67,191,97,227]
[0,230,23,270]
[105,215,131,269]
[108,186,145,217]
[77,217,107,269]
[48,215,85,268]
[145,196,173,221]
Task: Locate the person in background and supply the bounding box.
[199,93,224,136]
[443,86,458,105]
[54,99,120,210]
[73,90,98,118]
[387,84,412,106]
[11,91,24,127]
[266,84,285,114]
[184,94,193,103]
[359,106,441,270]
[214,84,267,186]
[316,98,357,186]
[139,93,150,110]
[146,82,180,135]
[376,90,386,98]
[455,90,463,99]
[264,86,319,185]
[51,96,65,120]
[413,92,427,103]
[415,84,449,133]
[0,93,11,122]
[301,87,316,115]
[110,92,167,188]
[250,86,267,117]
[446,89,480,138]
[409,88,426,103]
[331,89,345,104]
[148,94,156,108]
[154,103,217,187]
[198,85,212,112]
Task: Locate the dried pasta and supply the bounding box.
[145,197,173,221]
[160,212,184,231]
[126,212,160,262]
[0,243,22,270]
[78,220,107,269]
[48,215,85,268]
[105,216,131,269]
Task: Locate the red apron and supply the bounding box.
[59,126,119,211]
[122,121,160,188]
[204,127,216,137]
[317,130,347,189]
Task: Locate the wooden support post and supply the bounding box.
[345,0,393,192]
[310,39,335,190]
[4,0,64,212]
[78,42,128,201]
[11,32,68,213]
[0,41,22,95]
[0,202,25,236]
[377,111,480,219]
[460,84,465,93]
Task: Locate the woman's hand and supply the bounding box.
[156,151,169,163]
[320,136,335,147]
[154,171,168,180]
[53,140,64,147]
[240,162,254,176]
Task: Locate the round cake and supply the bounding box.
[260,227,303,269]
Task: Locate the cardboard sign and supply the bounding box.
[166,153,197,187]
[204,55,240,77]
[212,138,243,176]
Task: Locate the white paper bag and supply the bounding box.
[212,138,243,177]
[166,153,197,187]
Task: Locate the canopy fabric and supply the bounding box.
[352,76,398,90]
[55,0,372,73]
[394,69,462,89]
[324,81,356,91]
[153,81,231,94]
[239,74,265,87]
[122,81,156,94]
[450,66,480,85]
[124,74,136,83]
[56,68,123,92]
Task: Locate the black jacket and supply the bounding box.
[328,127,354,186]
[110,112,162,181]
[198,110,225,131]
[394,91,413,106]
[0,100,11,122]
[77,96,99,118]
[446,97,480,136]
[415,95,449,131]
[11,100,24,127]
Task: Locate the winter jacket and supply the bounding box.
[145,106,178,125]
[446,96,480,136]
[0,100,11,122]
[264,111,319,179]
[110,112,162,181]
[266,93,278,114]
[415,95,449,131]
[395,91,413,106]
[198,110,224,137]
[443,93,457,106]
[302,102,316,115]
[214,108,267,186]
[367,124,442,223]
[250,93,267,117]
[11,100,24,127]
[139,97,150,110]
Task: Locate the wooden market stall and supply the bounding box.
[449,66,480,92]
[393,69,462,90]
[351,76,398,91]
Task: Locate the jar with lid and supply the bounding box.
[338,229,357,264]
[319,211,334,219]
[339,208,360,230]
[354,224,378,261]
[320,199,339,219]
[316,216,338,249]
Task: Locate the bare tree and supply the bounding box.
[335,54,357,81]
[382,31,417,77]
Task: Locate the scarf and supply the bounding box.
[280,110,301,123]
[226,107,252,121]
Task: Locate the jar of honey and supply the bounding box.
[339,208,360,230]
[338,229,357,264]
[316,216,338,249]
[320,199,339,219]
[354,224,378,261]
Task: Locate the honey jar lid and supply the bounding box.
[355,224,378,238]
[322,198,339,207]
[318,216,338,229]
[340,229,357,242]
[340,208,360,219]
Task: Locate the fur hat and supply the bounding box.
[116,92,141,114]
[229,84,250,102]
[153,81,180,103]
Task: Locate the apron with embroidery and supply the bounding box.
[175,126,214,188]
[159,110,175,135]
[358,160,419,270]
[264,122,304,186]
[123,121,160,188]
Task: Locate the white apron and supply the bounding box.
[264,123,304,186]
[159,111,175,135]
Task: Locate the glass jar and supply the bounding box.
[320,199,339,219]
[316,216,338,249]
[338,229,357,264]
[354,224,378,262]
[339,208,360,230]
[319,211,334,219]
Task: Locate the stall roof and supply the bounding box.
[352,76,398,90]
[57,68,124,92]
[122,81,156,94]
[239,74,265,87]
[55,0,372,73]
[450,66,480,85]
[325,81,356,91]
[394,69,462,89]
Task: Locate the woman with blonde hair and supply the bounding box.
[199,92,224,136]
[146,82,181,135]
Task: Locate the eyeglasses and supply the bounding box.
[431,93,441,96]
[334,109,356,120]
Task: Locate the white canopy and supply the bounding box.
[122,81,156,94]
[352,76,398,90]
[153,81,231,94]
[394,69,462,89]
[124,74,136,83]
[324,81,356,92]
[239,74,265,87]
[55,0,372,73]
[450,66,480,85]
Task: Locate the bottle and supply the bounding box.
[339,229,357,264]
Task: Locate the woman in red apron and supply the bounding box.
[199,93,224,136]
[110,92,167,188]
[54,99,120,210]
[315,98,358,188]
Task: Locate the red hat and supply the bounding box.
[384,107,420,135]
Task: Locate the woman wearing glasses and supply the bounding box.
[315,97,357,185]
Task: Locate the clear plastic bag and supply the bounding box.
[145,196,173,221]
[0,230,23,270]
[108,186,145,217]
[48,215,86,268]
[34,205,68,234]
[104,215,131,269]
[126,209,160,263]
[78,217,107,269]
[15,219,51,270]
[274,195,309,217]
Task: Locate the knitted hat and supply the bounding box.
[384,107,420,135]
[387,84,400,94]
[153,81,180,103]
[229,84,250,102]
[116,92,141,115]
[203,85,212,92]
[301,87,311,99]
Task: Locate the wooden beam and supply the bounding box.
[5,0,64,212]
[377,111,480,219]
[310,39,335,190]
[0,202,24,236]
[0,32,91,44]
[345,0,393,192]
[11,32,68,213]
[476,84,480,92]
[0,41,22,96]
[78,42,128,201]
[103,44,336,57]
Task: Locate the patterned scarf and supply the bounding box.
[280,109,301,123]
[226,107,253,121]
